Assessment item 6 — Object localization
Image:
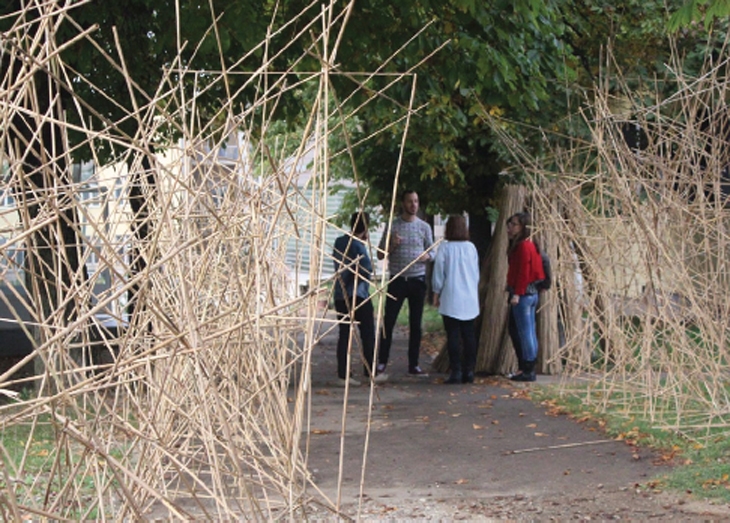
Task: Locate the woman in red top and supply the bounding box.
[506,212,545,382]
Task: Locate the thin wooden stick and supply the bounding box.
[506,439,617,455]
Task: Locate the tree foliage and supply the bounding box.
[669,0,730,30]
[319,0,574,218]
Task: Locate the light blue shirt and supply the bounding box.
[431,240,480,321]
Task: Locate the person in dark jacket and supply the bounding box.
[333,212,387,386]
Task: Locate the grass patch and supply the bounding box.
[589,318,726,371]
[1,398,124,519]
[531,384,730,504]
[396,301,442,333]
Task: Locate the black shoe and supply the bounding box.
[462,372,474,384]
[408,366,429,377]
[509,371,524,381]
[444,373,462,384]
[512,372,536,382]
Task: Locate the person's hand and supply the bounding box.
[510,295,520,306]
[417,251,431,263]
[433,294,440,307]
[390,233,402,248]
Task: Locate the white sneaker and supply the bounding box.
[337,377,361,387]
[372,373,389,384]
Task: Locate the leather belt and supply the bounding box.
[399,275,425,282]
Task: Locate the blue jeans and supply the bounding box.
[510,293,539,362]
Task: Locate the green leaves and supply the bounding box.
[669,0,730,31]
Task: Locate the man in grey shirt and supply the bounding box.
[377,190,434,376]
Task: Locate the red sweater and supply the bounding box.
[507,240,544,296]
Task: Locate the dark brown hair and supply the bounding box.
[350,212,369,235]
[445,215,469,241]
[506,211,537,254]
[401,189,417,201]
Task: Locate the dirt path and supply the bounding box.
[305,322,730,520]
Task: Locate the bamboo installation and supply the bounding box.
[4,0,730,519]
[0,0,421,519]
[493,49,730,437]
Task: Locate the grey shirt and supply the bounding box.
[378,216,434,278]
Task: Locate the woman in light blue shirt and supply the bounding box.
[432,215,480,384]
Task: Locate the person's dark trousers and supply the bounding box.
[335,297,376,379]
[508,309,524,372]
[442,315,477,379]
[379,276,427,369]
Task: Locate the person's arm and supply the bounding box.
[511,242,532,299]
[424,221,435,261]
[432,248,445,294]
[431,247,445,306]
[416,220,435,263]
[355,241,373,281]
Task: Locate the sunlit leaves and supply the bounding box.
[669,0,730,31]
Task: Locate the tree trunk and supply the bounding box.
[4,9,87,392]
[126,154,157,332]
[475,184,526,374]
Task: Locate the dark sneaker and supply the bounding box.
[511,372,536,382]
[408,366,429,377]
[376,363,387,375]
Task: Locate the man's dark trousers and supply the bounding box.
[379,275,426,369]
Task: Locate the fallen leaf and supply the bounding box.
[311,429,332,435]
[526,423,537,428]
[491,420,500,425]
[534,432,548,437]
[472,424,484,430]
[455,478,469,485]
[451,413,461,418]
